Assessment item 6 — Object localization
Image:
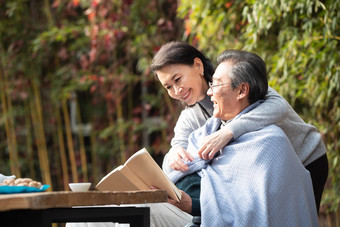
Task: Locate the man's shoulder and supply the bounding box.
[260,124,285,135]
[188,117,220,140]
[238,124,288,144]
[233,124,295,159]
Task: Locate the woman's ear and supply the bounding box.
[238,82,249,99]
[193,57,204,75]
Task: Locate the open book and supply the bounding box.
[96,148,181,202]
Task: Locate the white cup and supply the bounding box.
[68,182,92,192]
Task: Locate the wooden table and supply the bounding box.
[0,190,168,227]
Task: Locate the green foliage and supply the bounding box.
[0,0,182,188]
[2,0,337,215]
[178,0,339,213]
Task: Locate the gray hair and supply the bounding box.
[217,50,268,104]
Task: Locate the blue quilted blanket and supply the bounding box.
[167,102,318,227]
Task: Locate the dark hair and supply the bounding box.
[217,50,268,104]
[150,41,214,83]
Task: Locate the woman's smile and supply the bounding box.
[181,89,191,101]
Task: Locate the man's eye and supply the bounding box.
[175,77,181,82]
[166,86,172,90]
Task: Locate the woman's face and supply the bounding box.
[156,58,209,106]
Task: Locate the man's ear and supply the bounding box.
[238,83,249,100]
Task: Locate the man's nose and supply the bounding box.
[207,87,213,96]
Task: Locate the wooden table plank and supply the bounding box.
[0,190,168,212]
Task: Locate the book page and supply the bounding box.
[96,165,123,186]
[125,148,181,202]
[96,167,139,191]
[120,165,149,189]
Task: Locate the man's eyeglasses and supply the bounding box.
[208,81,232,93]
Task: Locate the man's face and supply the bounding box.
[207,61,241,121]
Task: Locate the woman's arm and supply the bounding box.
[228,87,289,138]
[163,107,204,173]
[198,87,289,159]
[163,147,194,173]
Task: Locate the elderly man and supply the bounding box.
[167,49,318,226]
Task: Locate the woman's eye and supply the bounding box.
[166,86,172,90]
[175,77,181,83]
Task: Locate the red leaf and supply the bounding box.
[90,84,97,93]
[52,0,60,8]
[89,75,98,81]
[184,20,191,36]
[225,2,233,8]
[73,0,80,7]
[88,11,96,21]
[92,0,99,8]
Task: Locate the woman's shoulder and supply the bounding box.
[178,103,208,122]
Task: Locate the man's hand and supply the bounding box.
[198,126,234,160]
[167,190,192,214]
[167,147,194,172]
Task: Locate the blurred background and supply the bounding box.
[0,0,339,225]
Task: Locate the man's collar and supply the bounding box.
[221,100,263,127]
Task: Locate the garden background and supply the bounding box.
[0,0,339,225]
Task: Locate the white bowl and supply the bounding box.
[69,182,91,192]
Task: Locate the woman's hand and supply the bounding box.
[167,190,192,214]
[167,147,194,172]
[198,126,234,160]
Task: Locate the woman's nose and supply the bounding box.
[174,85,182,95]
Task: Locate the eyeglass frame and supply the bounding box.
[208,81,236,93]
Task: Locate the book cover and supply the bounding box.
[96,148,181,202]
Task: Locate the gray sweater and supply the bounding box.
[163,87,326,173]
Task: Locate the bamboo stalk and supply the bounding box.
[163,91,176,116]
[0,59,20,177]
[56,105,70,190]
[105,97,116,168]
[25,101,35,179]
[33,79,52,187]
[6,89,21,177]
[31,79,52,189]
[116,97,126,163]
[90,132,98,184]
[326,212,332,227]
[51,124,64,191]
[160,89,168,153]
[62,98,78,183]
[43,0,53,27]
[0,63,14,173]
[127,83,134,154]
[29,94,47,185]
[75,96,88,182]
